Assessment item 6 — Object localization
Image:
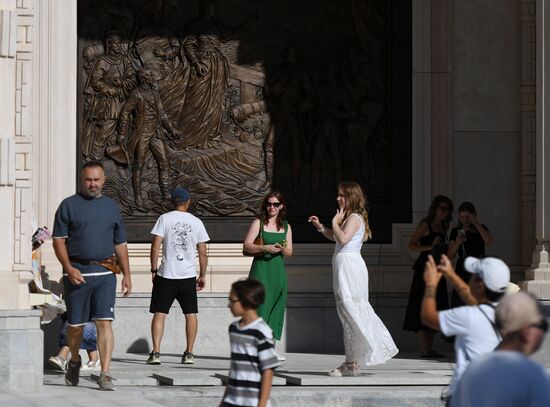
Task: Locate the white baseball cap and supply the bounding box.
[464,256,510,293]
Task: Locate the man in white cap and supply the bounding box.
[451,292,550,407]
[421,254,510,405]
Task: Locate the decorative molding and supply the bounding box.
[521,0,537,266]
[0,138,15,185]
[12,0,34,273]
[0,9,16,58]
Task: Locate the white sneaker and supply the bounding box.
[79,360,101,375]
[277,353,286,362]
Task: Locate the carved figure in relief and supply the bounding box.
[267,48,315,195]
[310,63,347,200]
[83,31,136,162]
[169,2,230,150]
[117,69,182,207]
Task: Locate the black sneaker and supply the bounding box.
[65,357,81,386]
[146,351,161,365]
[182,351,194,364]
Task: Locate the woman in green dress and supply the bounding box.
[243,192,293,343]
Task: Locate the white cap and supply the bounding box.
[464,256,510,293]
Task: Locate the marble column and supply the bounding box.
[524,0,550,299]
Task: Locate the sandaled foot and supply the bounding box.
[328,362,360,377]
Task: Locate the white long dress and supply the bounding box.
[332,213,399,366]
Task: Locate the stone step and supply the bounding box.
[275,370,452,386]
[214,372,287,386]
[153,371,222,386]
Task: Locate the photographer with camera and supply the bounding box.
[447,202,493,307]
[421,254,510,406]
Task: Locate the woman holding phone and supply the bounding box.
[447,201,492,307]
[243,192,293,348]
[403,195,453,358]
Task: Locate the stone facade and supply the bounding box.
[1,0,550,392]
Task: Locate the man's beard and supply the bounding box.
[81,187,102,199]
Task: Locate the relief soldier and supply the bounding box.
[83,31,136,162]
[117,69,182,208]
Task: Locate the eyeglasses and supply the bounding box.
[531,319,548,333]
[266,202,281,208]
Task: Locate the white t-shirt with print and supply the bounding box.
[439,303,501,395]
[150,211,209,279]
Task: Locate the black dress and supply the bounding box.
[448,225,488,307]
[403,224,450,332]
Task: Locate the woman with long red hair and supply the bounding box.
[309,181,398,376]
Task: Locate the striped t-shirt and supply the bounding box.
[222,317,280,407]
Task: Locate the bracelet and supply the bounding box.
[317,226,325,233]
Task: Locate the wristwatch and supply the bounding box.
[151,269,158,273]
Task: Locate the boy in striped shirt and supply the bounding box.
[221,279,280,407]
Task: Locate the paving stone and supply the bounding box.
[153,371,222,386]
[90,373,158,386]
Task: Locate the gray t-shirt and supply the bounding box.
[53,193,126,273]
[451,351,550,407]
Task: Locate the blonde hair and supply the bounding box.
[338,181,372,241]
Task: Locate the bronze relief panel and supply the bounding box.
[77,0,411,242]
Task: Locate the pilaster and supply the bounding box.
[524,0,550,298]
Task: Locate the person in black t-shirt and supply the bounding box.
[448,202,493,308]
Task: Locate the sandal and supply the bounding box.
[328,362,360,377]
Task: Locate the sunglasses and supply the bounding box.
[266,202,281,208]
[531,319,549,333]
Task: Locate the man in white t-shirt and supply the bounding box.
[146,188,210,365]
[421,254,510,404]
[451,292,550,407]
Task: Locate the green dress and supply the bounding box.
[248,221,288,340]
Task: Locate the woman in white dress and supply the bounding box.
[309,181,398,376]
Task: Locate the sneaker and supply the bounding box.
[79,360,101,375]
[182,351,194,364]
[97,372,115,391]
[277,353,286,362]
[64,357,81,386]
[48,355,67,372]
[146,351,161,365]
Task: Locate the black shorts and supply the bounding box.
[149,275,198,314]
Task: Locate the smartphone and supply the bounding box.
[457,229,467,241]
[431,243,448,264]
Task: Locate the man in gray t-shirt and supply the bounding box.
[52,161,132,391]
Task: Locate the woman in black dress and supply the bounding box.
[447,201,493,307]
[403,195,453,358]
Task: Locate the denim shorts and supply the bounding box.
[63,273,116,326]
[58,319,97,350]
